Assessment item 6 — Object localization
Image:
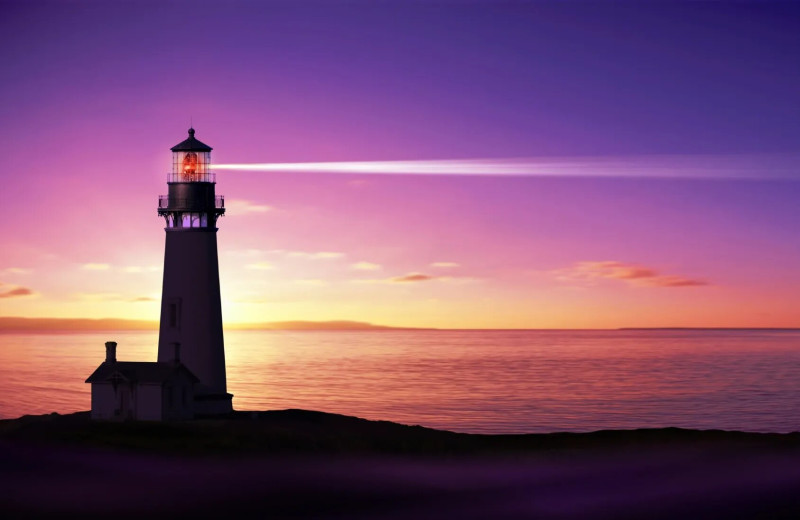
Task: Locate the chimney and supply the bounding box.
[105,341,117,363]
[172,342,181,364]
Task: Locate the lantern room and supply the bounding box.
[159,128,225,229]
[169,128,213,182]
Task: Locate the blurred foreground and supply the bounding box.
[2,410,800,519]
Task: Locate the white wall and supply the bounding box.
[91,377,196,421]
[90,383,116,420]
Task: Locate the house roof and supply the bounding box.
[170,128,212,152]
[85,361,200,384]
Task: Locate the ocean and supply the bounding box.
[2,329,800,434]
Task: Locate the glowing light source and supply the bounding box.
[183,152,198,174]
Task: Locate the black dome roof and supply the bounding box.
[170,128,212,152]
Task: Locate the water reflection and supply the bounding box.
[2,329,800,433]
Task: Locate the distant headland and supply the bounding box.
[0,317,429,332]
[3,318,798,333]
[618,327,800,331]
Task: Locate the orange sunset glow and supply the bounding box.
[1,2,800,331]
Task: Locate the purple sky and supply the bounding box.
[1,1,800,328]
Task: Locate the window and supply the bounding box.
[169,304,177,327]
[166,298,182,329]
[178,212,209,228]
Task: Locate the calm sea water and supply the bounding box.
[2,329,800,433]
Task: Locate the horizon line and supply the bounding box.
[0,317,799,332]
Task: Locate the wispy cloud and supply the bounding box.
[0,286,34,298]
[351,274,434,285]
[245,262,275,270]
[391,273,435,283]
[437,276,481,284]
[430,262,459,268]
[82,263,110,271]
[225,199,273,214]
[351,261,381,271]
[130,296,156,302]
[352,272,480,285]
[642,276,709,288]
[554,261,708,288]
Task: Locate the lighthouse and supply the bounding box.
[156,128,232,415]
[86,129,231,420]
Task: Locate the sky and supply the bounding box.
[1,0,800,329]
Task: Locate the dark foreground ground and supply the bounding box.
[3,410,800,519]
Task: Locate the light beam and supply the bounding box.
[213,154,800,180]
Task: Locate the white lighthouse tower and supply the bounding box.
[156,128,232,415]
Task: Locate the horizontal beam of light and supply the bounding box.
[214,154,800,180]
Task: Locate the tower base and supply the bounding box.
[194,392,234,416]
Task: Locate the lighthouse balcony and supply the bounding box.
[158,195,225,211]
[167,172,216,183]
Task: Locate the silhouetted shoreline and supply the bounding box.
[3,409,800,454]
[4,410,800,518]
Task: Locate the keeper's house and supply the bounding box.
[86,341,198,421]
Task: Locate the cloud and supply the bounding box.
[391,273,435,283]
[352,271,479,285]
[130,296,156,302]
[0,287,34,298]
[430,262,459,268]
[245,262,275,270]
[82,263,110,271]
[554,261,708,288]
[225,199,273,214]
[351,261,381,271]
[641,276,708,288]
[437,276,481,284]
